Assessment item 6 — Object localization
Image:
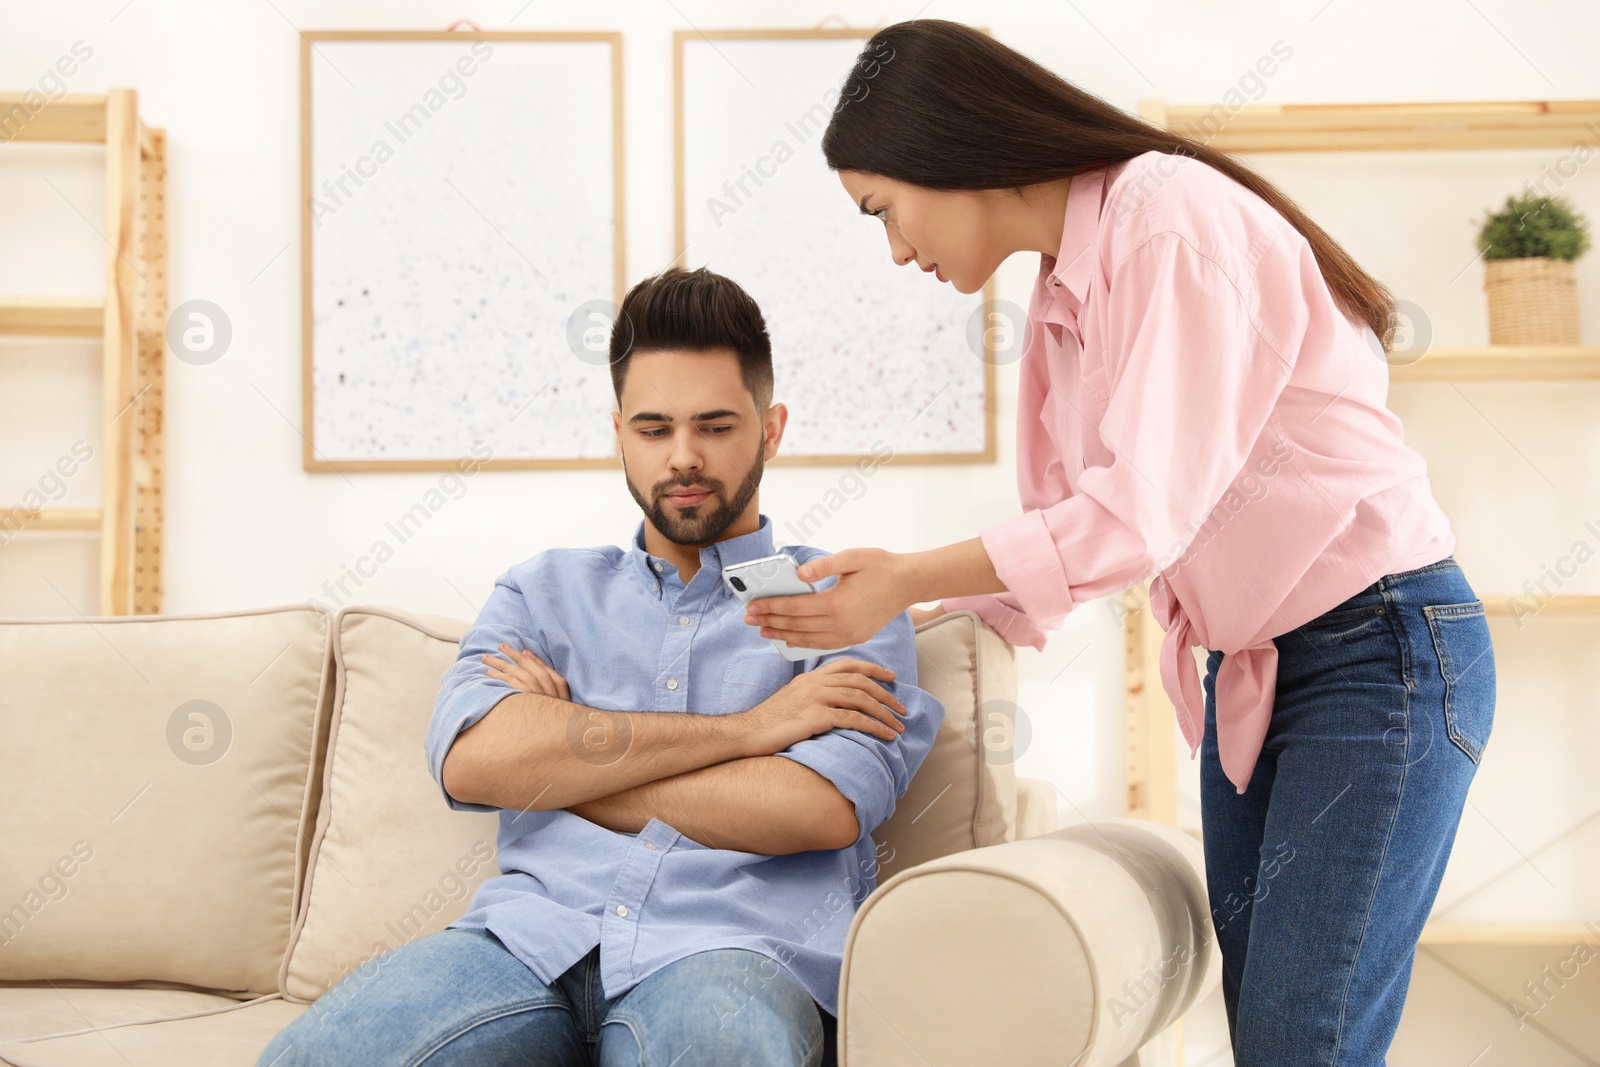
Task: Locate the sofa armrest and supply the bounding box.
[838,818,1219,1067]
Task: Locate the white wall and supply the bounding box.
[4,7,1600,1056]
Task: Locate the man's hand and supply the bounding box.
[482,644,569,701]
[736,657,908,757]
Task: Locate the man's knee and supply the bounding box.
[256,972,399,1067]
[602,1008,822,1067]
[600,950,824,1067]
[256,928,519,1066]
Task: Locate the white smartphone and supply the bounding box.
[722,553,852,661]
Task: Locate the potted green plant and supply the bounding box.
[1476,191,1590,345]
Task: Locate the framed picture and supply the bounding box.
[675,28,997,465]
[301,30,624,470]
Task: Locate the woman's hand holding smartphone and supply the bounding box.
[722,553,852,661]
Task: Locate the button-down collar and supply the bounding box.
[1044,165,1110,314]
[627,512,777,599]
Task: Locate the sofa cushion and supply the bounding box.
[0,992,305,1067]
[280,608,500,1003]
[1014,776,1059,840]
[0,606,331,996]
[0,987,249,1046]
[868,609,1021,883]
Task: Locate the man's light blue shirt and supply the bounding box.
[423,512,944,1017]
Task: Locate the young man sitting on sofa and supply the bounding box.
[257,266,944,1067]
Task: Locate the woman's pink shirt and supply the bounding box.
[941,151,1455,794]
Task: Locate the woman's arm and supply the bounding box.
[900,535,1008,603]
[743,539,1009,649]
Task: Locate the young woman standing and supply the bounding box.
[742,19,1497,1064]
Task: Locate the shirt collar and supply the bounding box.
[1044,165,1110,308]
[628,512,777,598]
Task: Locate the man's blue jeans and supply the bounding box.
[256,926,838,1066]
[1200,554,1495,1065]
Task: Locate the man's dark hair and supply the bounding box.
[609,266,774,413]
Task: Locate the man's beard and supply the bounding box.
[623,441,764,547]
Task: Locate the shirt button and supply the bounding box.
[666,678,678,690]
[653,581,660,594]
[1052,278,1062,286]
[677,615,689,625]
[616,904,628,917]
[651,560,662,571]
[645,841,657,851]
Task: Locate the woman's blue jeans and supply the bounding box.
[256,926,838,1066]
[1200,554,1495,1065]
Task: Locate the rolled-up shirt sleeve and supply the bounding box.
[425,561,550,813]
[936,590,1052,652]
[961,229,1301,649]
[774,580,944,846]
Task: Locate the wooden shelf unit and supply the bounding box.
[1143,99,1600,154]
[1390,345,1600,381]
[1126,97,1600,958]
[1419,922,1600,948]
[0,296,105,338]
[0,89,167,614]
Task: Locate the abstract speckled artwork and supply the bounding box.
[307,37,619,464]
[680,35,991,460]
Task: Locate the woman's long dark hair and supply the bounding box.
[821,19,1398,348]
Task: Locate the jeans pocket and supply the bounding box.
[1424,601,1496,762]
[1292,600,1388,642]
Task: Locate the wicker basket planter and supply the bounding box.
[1476,192,1588,347]
[1483,257,1580,345]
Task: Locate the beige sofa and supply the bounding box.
[0,603,1218,1066]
